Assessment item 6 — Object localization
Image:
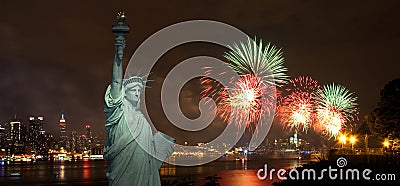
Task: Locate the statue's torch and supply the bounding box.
[112,12,130,61]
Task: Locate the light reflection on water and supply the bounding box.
[219,170,266,186]
[0,160,109,185]
[0,158,308,186]
[59,165,65,180]
[161,158,308,186]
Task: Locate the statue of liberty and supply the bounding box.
[103,12,175,186]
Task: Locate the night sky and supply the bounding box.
[1,1,399,146]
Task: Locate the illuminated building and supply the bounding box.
[70,131,77,153]
[7,119,26,155]
[37,133,54,158]
[59,113,69,149]
[28,116,44,154]
[59,113,67,137]
[0,124,5,151]
[85,124,93,149]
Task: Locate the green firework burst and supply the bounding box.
[223,37,289,86]
[315,83,359,122]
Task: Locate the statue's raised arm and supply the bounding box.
[111,12,130,99]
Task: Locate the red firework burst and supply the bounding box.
[277,76,320,132]
[314,107,345,138]
[201,73,276,129]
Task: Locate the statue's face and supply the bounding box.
[125,82,142,104]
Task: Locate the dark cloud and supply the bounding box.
[1,1,399,145]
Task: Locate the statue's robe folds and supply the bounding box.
[103,85,175,186]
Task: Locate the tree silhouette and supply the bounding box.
[369,78,400,139]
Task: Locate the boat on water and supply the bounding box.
[10,173,21,177]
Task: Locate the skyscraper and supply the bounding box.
[59,113,68,149]
[0,124,5,149]
[28,116,44,153]
[7,119,26,155]
[59,113,67,137]
[85,124,93,150]
[70,131,77,153]
[38,116,45,134]
[37,132,54,158]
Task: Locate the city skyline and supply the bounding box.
[0,114,105,158]
[0,113,103,138]
[1,1,399,144]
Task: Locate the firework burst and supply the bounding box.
[314,108,345,138]
[314,83,359,138]
[277,76,320,132]
[223,38,289,86]
[200,37,287,128]
[217,74,276,128]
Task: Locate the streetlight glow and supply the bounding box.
[338,134,347,148]
[349,135,357,150]
[349,136,356,144]
[339,135,347,144]
[383,140,390,148]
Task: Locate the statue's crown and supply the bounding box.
[123,73,152,88]
[123,76,144,87]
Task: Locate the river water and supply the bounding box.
[0,158,309,186]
